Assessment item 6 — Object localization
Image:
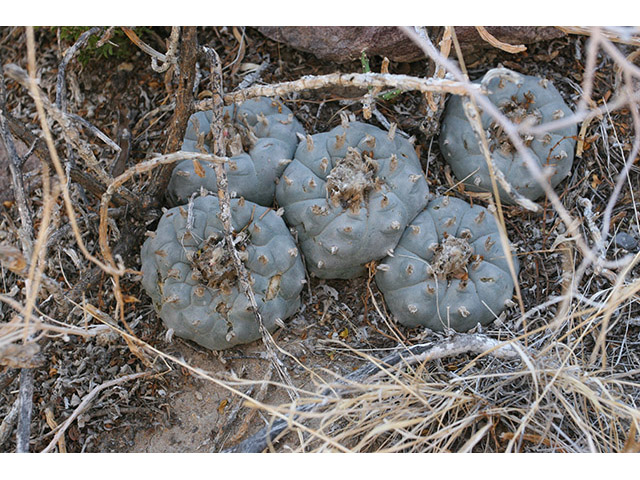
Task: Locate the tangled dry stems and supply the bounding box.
[1,26,639,452]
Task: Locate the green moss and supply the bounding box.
[52,26,154,65]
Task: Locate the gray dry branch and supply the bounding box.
[197,72,484,110]
[148,27,198,198]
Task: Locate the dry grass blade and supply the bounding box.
[475,26,527,53]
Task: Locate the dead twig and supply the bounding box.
[197,72,483,109]
[148,26,198,198]
[55,26,103,112]
[0,398,20,448]
[557,26,640,47]
[122,26,180,73]
[413,26,453,136]
[475,26,527,53]
[2,36,39,454]
[16,368,34,452]
[0,66,34,256]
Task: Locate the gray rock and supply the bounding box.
[613,232,638,251]
[256,27,566,63]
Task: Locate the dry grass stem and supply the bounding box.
[475,26,527,53]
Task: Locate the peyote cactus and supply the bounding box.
[439,68,577,202]
[375,196,518,332]
[140,195,306,350]
[275,120,430,279]
[167,97,305,207]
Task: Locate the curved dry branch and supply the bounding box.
[195,72,483,109]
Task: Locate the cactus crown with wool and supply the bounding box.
[376,196,518,332]
[439,68,577,202]
[276,119,430,279]
[167,97,305,207]
[140,195,306,350]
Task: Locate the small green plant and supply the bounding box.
[360,51,403,101]
[52,26,153,65]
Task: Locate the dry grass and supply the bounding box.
[1,26,639,453]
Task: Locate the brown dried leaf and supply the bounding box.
[231,27,247,75]
[218,399,228,415]
[193,159,206,178]
[0,244,27,274]
[0,342,44,368]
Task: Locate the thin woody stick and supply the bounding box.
[122,26,180,73]
[202,45,298,400]
[475,26,527,53]
[0,67,34,257]
[557,26,640,47]
[55,26,103,111]
[148,27,198,198]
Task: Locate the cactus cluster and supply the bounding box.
[142,74,577,348]
[276,120,430,279]
[375,196,518,332]
[167,97,305,207]
[140,195,306,350]
[439,69,577,202]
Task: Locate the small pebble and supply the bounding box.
[613,232,638,251]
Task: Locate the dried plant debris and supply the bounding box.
[276,120,429,279]
[440,68,577,202]
[168,97,305,207]
[376,196,518,331]
[140,195,306,350]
